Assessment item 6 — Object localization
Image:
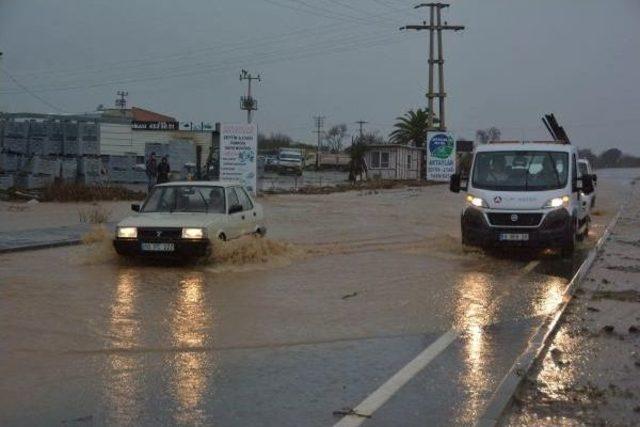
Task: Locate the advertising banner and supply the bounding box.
[220,123,258,194]
[426,131,456,182]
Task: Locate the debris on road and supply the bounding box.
[332,407,372,419]
[341,291,358,300]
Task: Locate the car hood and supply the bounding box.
[117,212,225,228]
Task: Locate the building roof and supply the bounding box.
[131,107,177,123]
[365,144,423,150]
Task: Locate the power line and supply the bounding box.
[1,32,407,95]
[0,66,65,112]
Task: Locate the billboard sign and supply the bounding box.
[220,123,258,194]
[426,131,456,182]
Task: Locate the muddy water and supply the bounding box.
[0,171,637,426]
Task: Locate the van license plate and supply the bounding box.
[500,233,529,242]
[141,243,175,252]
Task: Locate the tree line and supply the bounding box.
[578,148,640,169]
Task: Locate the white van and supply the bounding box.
[449,141,596,255]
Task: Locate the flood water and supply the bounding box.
[0,169,637,426]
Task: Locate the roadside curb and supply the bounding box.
[0,239,83,254]
[476,205,626,427]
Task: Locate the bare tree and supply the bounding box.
[357,131,385,145]
[325,124,347,153]
[475,127,501,144]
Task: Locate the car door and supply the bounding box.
[225,187,244,238]
[235,186,257,234]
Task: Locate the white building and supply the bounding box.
[364,144,422,180]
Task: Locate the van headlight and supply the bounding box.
[466,195,488,208]
[543,195,570,209]
[116,227,137,239]
[182,228,206,239]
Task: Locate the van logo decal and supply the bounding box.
[511,214,518,222]
[494,196,502,204]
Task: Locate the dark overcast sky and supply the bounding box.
[1,0,639,153]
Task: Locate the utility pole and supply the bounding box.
[401,3,464,131]
[0,51,3,113]
[115,90,128,117]
[239,69,261,124]
[313,116,325,170]
[355,120,368,140]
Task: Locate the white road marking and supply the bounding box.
[333,329,459,427]
[522,260,540,274]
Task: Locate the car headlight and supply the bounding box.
[116,227,137,239]
[182,228,206,239]
[543,195,570,209]
[466,195,488,208]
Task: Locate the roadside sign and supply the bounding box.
[220,123,258,194]
[426,131,456,182]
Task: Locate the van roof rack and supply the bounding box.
[487,140,566,144]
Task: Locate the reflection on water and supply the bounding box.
[453,272,494,424]
[533,275,565,316]
[105,269,142,424]
[171,273,211,425]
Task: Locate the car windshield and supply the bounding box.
[142,185,226,213]
[472,151,569,191]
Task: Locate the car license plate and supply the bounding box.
[141,242,175,252]
[500,233,529,242]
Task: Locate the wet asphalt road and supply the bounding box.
[0,170,636,426]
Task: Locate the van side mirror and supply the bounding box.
[592,173,598,183]
[229,204,243,214]
[581,175,594,195]
[131,204,141,212]
[449,174,461,193]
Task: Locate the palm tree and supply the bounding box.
[389,108,439,147]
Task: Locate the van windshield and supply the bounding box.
[472,151,569,191]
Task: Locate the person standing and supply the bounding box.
[145,152,158,192]
[157,156,171,184]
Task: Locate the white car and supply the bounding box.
[113,181,266,259]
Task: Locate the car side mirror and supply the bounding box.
[450,174,461,193]
[581,175,594,195]
[229,204,243,214]
[592,173,598,183]
[131,204,141,212]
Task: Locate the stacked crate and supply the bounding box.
[44,121,63,156]
[2,121,28,155]
[62,121,80,156]
[77,156,102,185]
[79,122,99,156]
[106,154,136,183]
